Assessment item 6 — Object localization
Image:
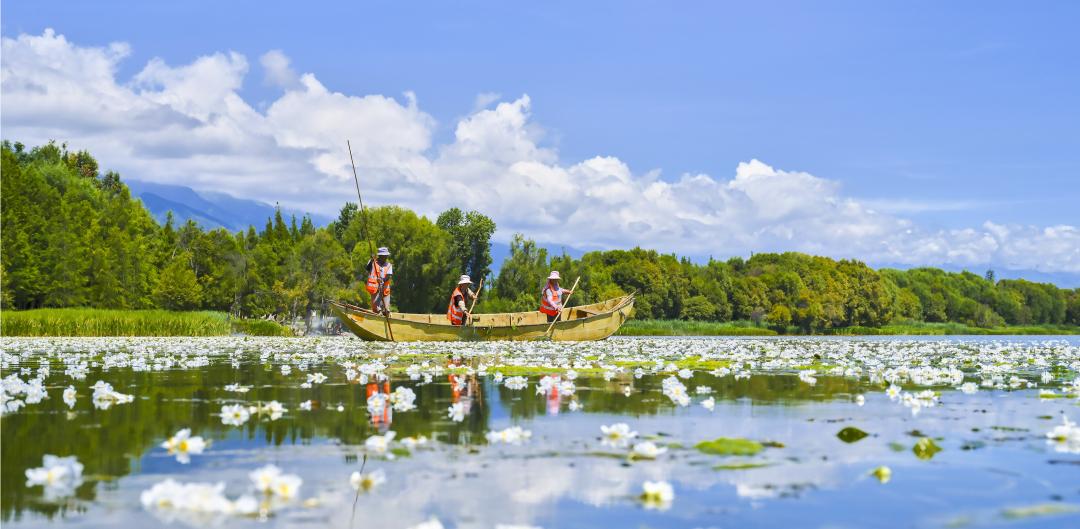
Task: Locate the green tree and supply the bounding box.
[153,252,203,310]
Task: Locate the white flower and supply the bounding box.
[350,469,386,492]
[390,386,417,412]
[271,473,302,500]
[959,382,978,394]
[622,386,632,397]
[221,404,250,426]
[701,396,715,411]
[306,372,327,384]
[63,386,77,408]
[249,464,282,493]
[365,431,397,455]
[448,402,466,422]
[600,423,638,447]
[299,400,313,411]
[695,386,713,395]
[631,441,668,459]
[280,365,292,375]
[224,383,250,393]
[161,428,207,464]
[1046,416,1080,454]
[503,376,527,390]
[368,393,389,416]
[640,480,674,509]
[677,368,693,379]
[261,400,287,420]
[401,435,428,449]
[486,426,532,444]
[855,395,865,406]
[25,455,83,499]
[886,385,901,400]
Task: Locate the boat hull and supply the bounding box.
[329,295,634,342]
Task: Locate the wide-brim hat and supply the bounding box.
[458,275,473,285]
[377,247,390,256]
[547,271,561,280]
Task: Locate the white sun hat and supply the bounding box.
[458,275,473,285]
[547,271,561,280]
[377,247,390,256]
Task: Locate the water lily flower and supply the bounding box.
[959,382,978,394]
[350,469,386,492]
[401,435,428,449]
[622,386,633,397]
[600,423,638,447]
[223,383,250,393]
[25,455,83,499]
[63,386,77,408]
[448,402,466,422]
[1046,416,1080,454]
[365,431,397,455]
[886,385,901,400]
[504,376,528,390]
[250,464,282,493]
[677,368,693,379]
[161,428,207,464]
[701,396,716,411]
[640,480,674,509]
[390,386,417,411]
[870,465,892,483]
[306,372,327,384]
[280,365,291,375]
[631,441,668,459]
[855,395,865,406]
[299,400,313,411]
[261,400,287,420]
[486,426,532,444]
[221,404,250,426]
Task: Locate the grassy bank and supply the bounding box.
[1,308,292,337]
[617,319,1080,336]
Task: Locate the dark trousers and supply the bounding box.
[547,314,558,323]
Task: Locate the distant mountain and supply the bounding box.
[126,180,332,232]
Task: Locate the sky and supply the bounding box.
[2,1,1078,276]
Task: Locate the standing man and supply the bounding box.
[365,247,393,315]
[447,275,476,326]
[539,271,573,323]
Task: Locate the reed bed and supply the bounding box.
[617,319,778,336]
[1,308,232,337]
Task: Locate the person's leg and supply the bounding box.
[547,314,557,323]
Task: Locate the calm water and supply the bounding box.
[2,336,1079,528]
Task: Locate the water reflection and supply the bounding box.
[2,336,1078,528]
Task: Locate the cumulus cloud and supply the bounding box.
[2,29,1077,273]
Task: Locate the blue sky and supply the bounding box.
[2,1,1078,275]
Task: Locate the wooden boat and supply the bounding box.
[329,294,634,342]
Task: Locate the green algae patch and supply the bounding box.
[695,437,763,456]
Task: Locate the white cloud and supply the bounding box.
[259,49,297,89]
[2,29,1078,273]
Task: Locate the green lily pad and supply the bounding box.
[913,437,942,460]
[1001,503,1080,519]
[713,461,772,470]
[836,427,869,443]
[695,437,763,456]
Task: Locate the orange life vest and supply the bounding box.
[366,260,391,296]
[447,286,466,324]
[539,282,562,316]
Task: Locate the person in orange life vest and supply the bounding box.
[365,247,393,315]
[539,271,574,323]
[366,378,392,428]
[447,275,477,326]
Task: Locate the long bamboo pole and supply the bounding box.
[347,140,393,341]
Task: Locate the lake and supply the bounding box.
[2,336,1079,528]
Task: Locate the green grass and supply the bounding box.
[616,319,778,336]
[617,318,1080,336]
[229,318,293,337]
[1,308,294,337]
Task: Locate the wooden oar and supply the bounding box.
[543,276,580,339]
[466,278,483,326]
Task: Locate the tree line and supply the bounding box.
[3,141,1079,331]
